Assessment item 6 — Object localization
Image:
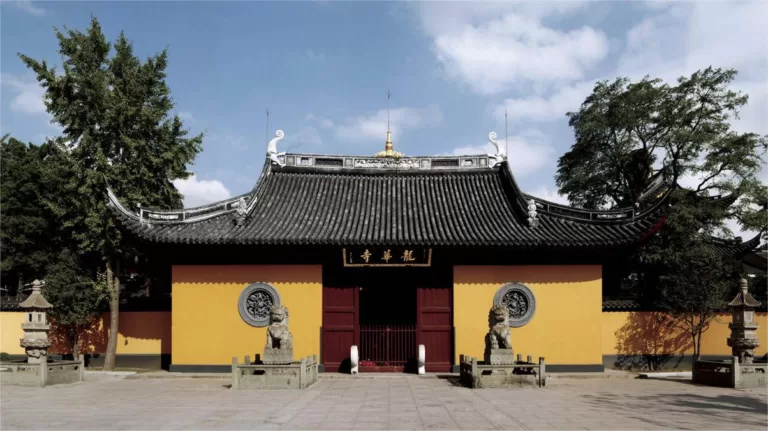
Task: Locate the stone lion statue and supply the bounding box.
[486,304,512,350]
[266,304,292,350]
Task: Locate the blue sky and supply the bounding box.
[2,1,766,237]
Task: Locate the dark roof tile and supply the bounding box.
[109,159,671,248]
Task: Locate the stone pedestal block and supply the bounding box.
[263,346,293,365]
[484,348,515,365]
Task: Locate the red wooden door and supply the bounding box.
[416,286,453,372]
[322,286,359,372]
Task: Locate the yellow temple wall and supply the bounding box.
[453,265,603,366]
[171,265,322,366]
[0,311,170,356]
[602,311,768,357]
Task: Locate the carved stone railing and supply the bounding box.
[231,355,318,390]
[459,353,546,388]
[0,355,85,387]
[693,357,767,389]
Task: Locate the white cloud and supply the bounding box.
[13,1,46,16]
[173,174,231,208]
[1,73,47,114]
[616,1,767,135]
[494,80,596,122]
[415,2,607,95]
[205,132,249,151]
[305,113,334,129]
[528,185,569,205]
[334,105,443,142]
[283,126,323,152]
[452,129,554,178]
[178,111,194,121]
[305,50,326,61]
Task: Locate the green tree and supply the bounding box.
[556,68,767,359]
[0,135,55,292]
[20,16,202,370]
[44,249,107,359]
[556,67,767,236]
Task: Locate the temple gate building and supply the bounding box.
[104,129,713,373]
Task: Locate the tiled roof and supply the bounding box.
[708,234,764,257]
[108,155,670,248]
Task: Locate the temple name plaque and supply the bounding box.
[342,247,432,267]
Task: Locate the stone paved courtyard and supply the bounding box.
[2,375,766,430]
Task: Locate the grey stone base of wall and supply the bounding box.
[169,364,231,373]
[88,354,171,370]
[7,354,171,370]
[450,364,604,373]
[603,354,732,372]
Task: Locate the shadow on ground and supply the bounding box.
[582,390,768,429]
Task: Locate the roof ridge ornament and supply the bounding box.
[234,196,249,227]
[267,129,286,167]
[527,198,539,228]
[488,131,506,168]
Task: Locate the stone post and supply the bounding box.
[539,357,546,387]
[300,357,307,389]
[38,360,47,387]
[79,354,85,382]
[231,357,239,390]
[731,356,740,388]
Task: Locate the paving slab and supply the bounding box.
[2,374,766,430]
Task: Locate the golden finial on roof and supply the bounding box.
[375,90,403,158]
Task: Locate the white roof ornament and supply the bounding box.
[267,129,286,167]
[527,198,540,228]
[487,131,506,168]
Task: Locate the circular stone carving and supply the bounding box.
[238,283,281,327]
[493,283,536,327]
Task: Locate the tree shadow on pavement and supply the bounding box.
[582,390,767,429]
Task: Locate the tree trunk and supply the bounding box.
[103,258,120,370]
[72,328,80,361]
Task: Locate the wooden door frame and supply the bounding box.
[321,285,359,373]
[416,285,454,372]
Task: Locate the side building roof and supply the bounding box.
[108,151,671,249]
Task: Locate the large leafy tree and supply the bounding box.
[557,67,767,235]
[20,17,202,369]
[0,135,55,293]
[556,68,767,361]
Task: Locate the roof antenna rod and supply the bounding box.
[505,109,509,156]
[386,89,392,134]
[265,109,270,145]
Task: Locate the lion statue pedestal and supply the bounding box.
[484,304,515,365]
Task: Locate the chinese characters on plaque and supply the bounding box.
[343,247,432,267]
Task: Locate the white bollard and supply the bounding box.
[418,344,426,375]
[350,345,359,375]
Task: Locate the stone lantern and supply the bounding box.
[19,280,53,364]
[727,278,761,364]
